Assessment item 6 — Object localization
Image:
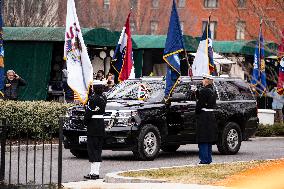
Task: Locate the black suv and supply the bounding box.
[63,76,258,160]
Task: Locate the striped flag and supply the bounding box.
[277,29,284,95]
[64,0,93,104]
[192,16,217,76]
[111,12,135,82]
[0,0,4,98]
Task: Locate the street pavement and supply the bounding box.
[4,137,284,185]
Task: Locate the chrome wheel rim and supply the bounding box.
[227,128,239,149]
[144,132,157,155]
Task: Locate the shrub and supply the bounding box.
[0,100,74,139]
[256,123,284,137]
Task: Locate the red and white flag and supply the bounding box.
[64,0,93,104]
[111,13,135,82]
[277,29,284,95]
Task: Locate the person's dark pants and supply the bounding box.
[198,143,212,164]
[87,136,103,162]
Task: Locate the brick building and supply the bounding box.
[57,0,284,43]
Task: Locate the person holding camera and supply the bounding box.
[4,70,26,100]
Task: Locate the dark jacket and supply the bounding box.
[4,77,26,100]
[84,93,107,136]
[195,84,218,143]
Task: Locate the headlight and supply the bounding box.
[115,111,138,127]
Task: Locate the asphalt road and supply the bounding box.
[4,137,284,185]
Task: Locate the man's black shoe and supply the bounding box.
[84,174,99,180]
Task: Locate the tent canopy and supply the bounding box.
[213,40,278,56]
[132,35,199,51]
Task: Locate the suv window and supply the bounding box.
[106,80,165,102]
[172,80,204,101]
[214,80,254,101]
[171,82,190,101]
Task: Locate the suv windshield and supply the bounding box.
[106,79,165,102]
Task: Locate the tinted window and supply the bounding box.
[231,80,254,100]
[107,80,164,102]
[171,82,190,101]
[214,80,254,101]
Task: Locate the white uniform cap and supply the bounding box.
[202,74,214,80]
[93,80,105,86]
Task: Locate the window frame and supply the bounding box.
[202,21,217,40]
[177,0,186,8]
[150,21,158,35]
[103,0,110,9]
[236,21,246,40]
[204,0,218,8]
[152,0,159,8]
[237,0,246,8]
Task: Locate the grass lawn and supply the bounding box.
[120,160,282,186]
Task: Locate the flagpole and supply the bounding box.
[207,14,211,75]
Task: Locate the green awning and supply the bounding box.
[132,35,199,51]
[213,40,278,56]
[3,27,91,41]
[83,28,121,47]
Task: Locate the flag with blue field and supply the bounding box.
[251,22,267,95]
[163,0,184,98]
[0,0,4,97]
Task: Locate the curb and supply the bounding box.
[63,181,227,189]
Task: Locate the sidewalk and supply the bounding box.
[63,179,227,189]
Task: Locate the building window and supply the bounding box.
[150,21,158,35]
[202,21,217,39]
[236,21,245,40]
[237,0,246,8]
[130,23,135,33]
[180,21,184,34]
[152,0,159,8]
[102,22,110,30]
[204,0,218,8]
[104,0,110,9]
[177,0,186,8]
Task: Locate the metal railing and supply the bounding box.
[0,117,63,188]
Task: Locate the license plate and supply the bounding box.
[79,136,87,144]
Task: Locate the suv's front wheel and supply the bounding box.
[217,122,242,155]
[132,124,161,161]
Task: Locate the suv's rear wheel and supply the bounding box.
[132,124,161,161]
[161,144,180,152]
[217,122,242,155]
[70,149,88,158]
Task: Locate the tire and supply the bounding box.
[132,124,161,161]
[70,149,89,158]
[217,122,242,155]
[161,144,180,152]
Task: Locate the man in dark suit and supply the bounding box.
[84,80,107,179]
[195,74,217,164]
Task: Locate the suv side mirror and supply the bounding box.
[171,93,186,101]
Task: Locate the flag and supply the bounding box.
[277,29,284,95]
[64,0,93,104]
[111,12,135,82]
[251,20,267,95]
[163,0,184,98]
[0,0,4,98]
[192,16,217,76]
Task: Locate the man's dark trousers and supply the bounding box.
[198,143,212,164]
